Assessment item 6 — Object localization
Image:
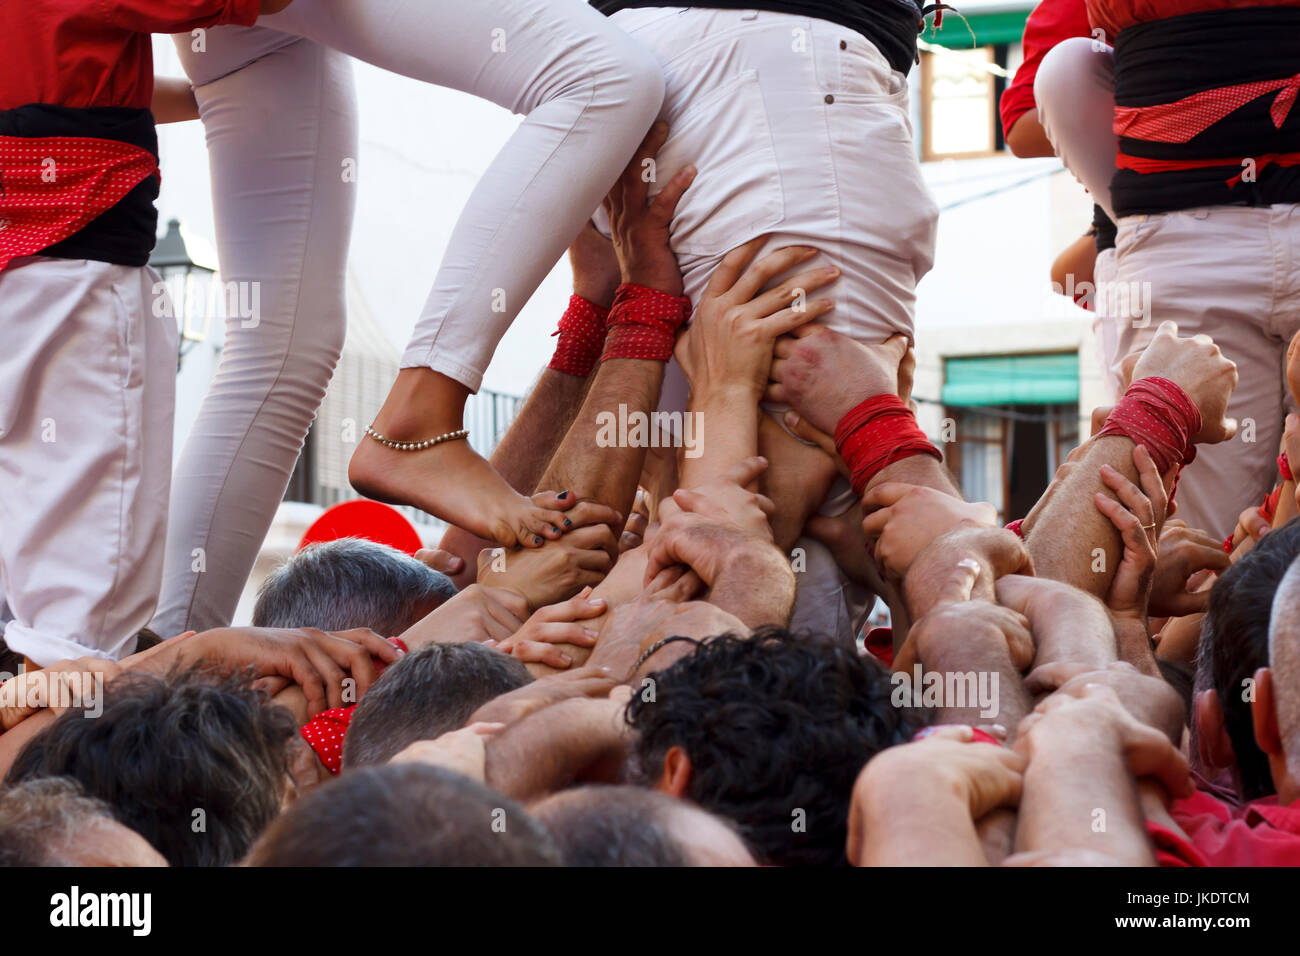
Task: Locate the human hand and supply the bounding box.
[603,122,695,297]
[767,328,909,435]
[1092,444,1167,620]
[1130,321,1238,443]
[493,587,608,669]
[847,726,1025,866]
[388,721,504,783]
[1015,684,1193,798]
[895,560,1035,677]
[904,524,1032,617]
[675,237,838,399]
[398,584,529,649]
[467,665,620,727]
[478,521,619,611]
[862,483,997,580]
[413,546,465,578]
[1150,521,1230,616]
[1023,660,1185,744]
[133,626,401,715]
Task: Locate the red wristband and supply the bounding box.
[1281,452,1294,482]
[600,283,692,363]
[1096,377,1201,475]
[547,295,609,377]
[834,395,942,497]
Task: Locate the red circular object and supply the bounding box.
[298,500,423,555]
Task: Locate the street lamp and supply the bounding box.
[150,218,216,372]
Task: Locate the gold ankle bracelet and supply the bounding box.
[365,425,469,451]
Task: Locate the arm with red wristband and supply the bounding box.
[532,123,695,526]
[1022,322,1237,598]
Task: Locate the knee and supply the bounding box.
[1034,37,1102,121]
[565,31,665,124]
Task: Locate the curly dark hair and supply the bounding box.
[624,627,927,867]
[5,665,297,867]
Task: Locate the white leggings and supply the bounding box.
[153,0,664,635]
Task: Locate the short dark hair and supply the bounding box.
[0,777,116,866]
[534,786,697,866]
[625,628,926,867]
[5,667,297,867]
[253,538,456,634]
[342,642,532,768]
[247,763,561,866]
[1196,518,1300,800]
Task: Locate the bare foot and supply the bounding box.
[349,437,573,549]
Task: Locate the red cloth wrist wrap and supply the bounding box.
[834,395,941,497]
[1096,377,1201,475]
[600,283,692,363]
[547,295,609,377]
[1281,452,1294,482]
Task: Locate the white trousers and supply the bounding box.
[154,0,664,635]
[0,258,176,665]
[1035,37,1300,539]
[605,7,939,417]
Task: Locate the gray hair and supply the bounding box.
[0,777,115,866]
[343,642,532,768]
[253,537,456,635]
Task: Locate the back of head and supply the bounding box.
[343,642,532,768]
[1268,553,1300,777]
[625,628,926,867]
[535,785,754,867]
[253,538,456,634]
[1197,519,1300,798]
[535,786,692,866]
[0,778,114,866]
[247,763,560,866]
[4,667,296,866]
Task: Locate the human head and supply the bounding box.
[342,642,532,768]
[534,785,754,866]
[4,667,297,866]
[253,537,456,634]
[247,763,561,865]
[625,628,927,866]
[1193,519,1300,799]
[0,777,167,867]
[1255,553,1300,805]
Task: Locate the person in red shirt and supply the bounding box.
[0,0,288,668]
[1149,546,1300,865]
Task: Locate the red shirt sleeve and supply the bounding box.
[1000,0,1095,139]
[101,0,262,33]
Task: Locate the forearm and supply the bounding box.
[483,699,625,802]
[678,387,760,490]
[859,777,988,866]
[150,77,198,124]
[922,637,1032,735]
[497,369,591,495]
[1014,746,1154,865]
[1022,436,1135,597]
[1114,615,1160,676]
[537,359,664,525]
[864,452,959,500]
[706,548,795,629]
